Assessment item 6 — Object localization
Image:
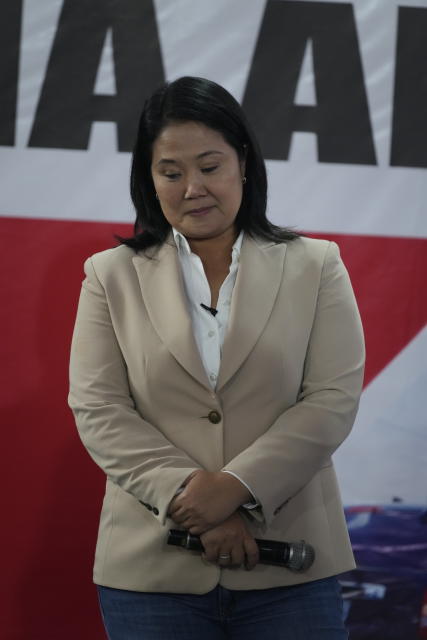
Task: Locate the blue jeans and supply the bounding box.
[97,576,348,639]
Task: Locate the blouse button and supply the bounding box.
[208,330,215,338]
[208,410,221,424]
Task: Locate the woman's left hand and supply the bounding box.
[200,511,259,569]
[168,470,251,534]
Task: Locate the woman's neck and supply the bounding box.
[187,226,238,268]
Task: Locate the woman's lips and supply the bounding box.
[187,206,214,216]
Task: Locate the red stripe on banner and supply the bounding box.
[309,232,427,387]
[1,217,132,640]
[1,216,426,639]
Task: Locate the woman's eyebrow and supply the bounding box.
[156,150,224,166]
[197,150,224,159]
[156,158,179,166]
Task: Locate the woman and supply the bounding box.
[69,76,365,639]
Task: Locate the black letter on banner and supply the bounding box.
[0,0,22,146]
[390,7,427,168]
[29,0,164,151]
[243,0,376,164]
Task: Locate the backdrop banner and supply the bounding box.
[1,1,426,638]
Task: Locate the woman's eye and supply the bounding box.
[201,166,218,174]
[164,173,180,180]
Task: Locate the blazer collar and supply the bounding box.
[217,234,287,390]
[132,235,211,389]
[132,233,287,392]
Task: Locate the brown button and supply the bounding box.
[208,410,221,424]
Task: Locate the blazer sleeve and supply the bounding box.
[68,256,202,525]
[222,241,365,527]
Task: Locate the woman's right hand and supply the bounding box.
[199,512,259,570]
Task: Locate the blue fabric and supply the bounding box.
[97,576,348,639]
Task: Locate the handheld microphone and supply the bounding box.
[167,530,315,572]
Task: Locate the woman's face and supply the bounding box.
[151,121,246,241]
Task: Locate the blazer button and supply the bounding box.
[208,410,221,424]
[152,507,159,516]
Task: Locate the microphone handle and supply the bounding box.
[167,530,314,571]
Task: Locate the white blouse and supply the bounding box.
[172,228,243,387]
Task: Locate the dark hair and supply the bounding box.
[120,76,298,251]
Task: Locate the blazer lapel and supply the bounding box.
[217,235,287,391]
[132,238,211,389]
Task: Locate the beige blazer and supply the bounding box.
[69,233,365,593]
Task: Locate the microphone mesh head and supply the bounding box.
[288,541,315,571]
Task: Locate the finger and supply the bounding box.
[171,504,192,520]
[180,514,201,529]
[202,542,220,564]
[170,489,187,505]
[167,501,177,517]
[217,549,233,567]
[188,523,205,535]
[170,509,187,524]
[168,501,183,517]
[201,552,215,566]
[229,543,245,568]
[243,537,259,570]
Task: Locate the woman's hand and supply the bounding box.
[200,512,259,570]
[168,470,252,534]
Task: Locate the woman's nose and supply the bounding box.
[184,176,207,199]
